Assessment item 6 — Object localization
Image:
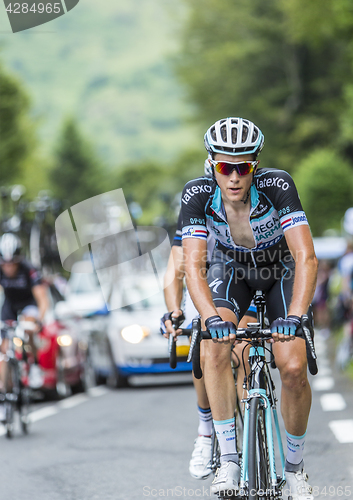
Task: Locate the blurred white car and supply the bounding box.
[106,275,192,387]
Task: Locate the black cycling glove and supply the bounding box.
[160,311,185,335]
[270,315,301,336]
[205,315,237,339]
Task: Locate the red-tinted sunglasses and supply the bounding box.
[210,159,259,176]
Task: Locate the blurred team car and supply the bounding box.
[59,265,192,388]
[36,279,96,397]
[105,275,192,387]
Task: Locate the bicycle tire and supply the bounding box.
[248,397,271,499]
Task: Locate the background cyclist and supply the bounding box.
[161,165,258,481]
[0,233,49,407]
[180,117,318,499]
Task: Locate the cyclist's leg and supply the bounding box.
[20,305,40,361]
[20,305,44,389]
[0,300,17,394]
[266,260,313,495]
[205,260,252,492]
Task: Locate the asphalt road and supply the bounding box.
[0,331,352,500]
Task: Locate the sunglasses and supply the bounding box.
[210,159,259,176]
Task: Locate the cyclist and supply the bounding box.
[0,233,49,404]
[180,118,318,499]
[161,162,257,480]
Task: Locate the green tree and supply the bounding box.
[0,60,35,185]
[176,0,353,171]
[50,118,104,206]
[294,149,353,235]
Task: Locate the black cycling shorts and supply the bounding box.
[207,249,295,323]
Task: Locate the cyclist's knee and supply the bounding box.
[204,342,232,369]
[279,359,308,391]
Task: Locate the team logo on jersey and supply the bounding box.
[251,203,269,216]
[257,177,290,191]
[209,278,223,293]
[280,211,308,232]
[181,184,212,205]
[182,225,207,239]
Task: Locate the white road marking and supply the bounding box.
[312,376,335,391]
[329,420,353,443]
[0,385,110,438]
[316,366,332,376]
[320,393,347,412]
[88,386,109,397]
[30,406,59,422]
[58,394,89,409]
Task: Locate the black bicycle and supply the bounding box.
[0,321,33,438]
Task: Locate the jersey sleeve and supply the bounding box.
[257,170,309,233]
[180,178,210,242]
[27,264,43,288]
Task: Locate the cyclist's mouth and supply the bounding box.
[229,187,242,194]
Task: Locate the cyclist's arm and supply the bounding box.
[183,238,218,322]
[284,225,318,317]
[31,283,50,322]
[164,245,184,312]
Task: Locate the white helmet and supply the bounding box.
[0,233,22,262]
[204,117,264,157]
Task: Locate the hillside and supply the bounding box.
[0,0,198,167]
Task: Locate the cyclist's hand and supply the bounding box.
[160,310,184,338]
[270,315,300,342]
[205,315,237,343]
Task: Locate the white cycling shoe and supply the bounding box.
[211,461,240,495]
[189,435,212,479]
[285,467,314,500]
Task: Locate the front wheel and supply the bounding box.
[19,385,32,434]
[248,397,271,499]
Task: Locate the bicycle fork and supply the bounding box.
[239,348,286,497]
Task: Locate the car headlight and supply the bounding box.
[57,334,73,347]
[121,325,150,344]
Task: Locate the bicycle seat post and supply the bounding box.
[253,290,266,328]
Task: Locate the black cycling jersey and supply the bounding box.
[181,168,309,267]
[0,260,42,312]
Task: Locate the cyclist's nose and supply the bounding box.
[229,169,240,182]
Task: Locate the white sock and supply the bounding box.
[213,418,238,464]
[197,406,212,436]
[285,430,306,465]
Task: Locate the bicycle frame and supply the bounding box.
[239,291,286,497]
[240,345,286,495]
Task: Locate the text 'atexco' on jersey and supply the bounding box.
[181,168,309,267]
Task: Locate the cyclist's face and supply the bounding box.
[0,262,19,278]
[213,153,255,204]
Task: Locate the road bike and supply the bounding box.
[187,290,318,499]
[0,321,33,438]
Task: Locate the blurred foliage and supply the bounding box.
[0,0,197,166]
[294,149,353,235]
[113,149,205,226]
[0,61,36,185]
[50,118,105,206]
